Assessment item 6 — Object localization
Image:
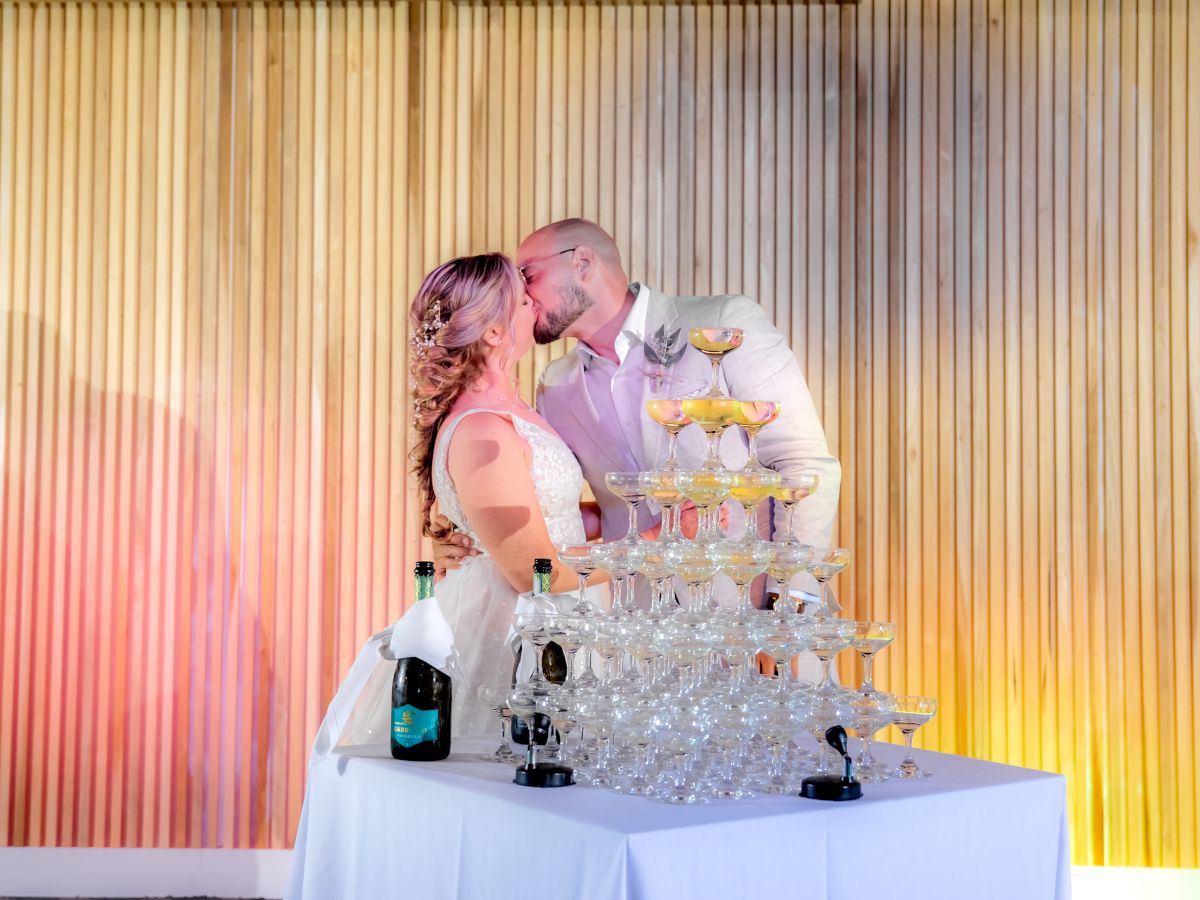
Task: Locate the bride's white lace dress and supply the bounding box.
[309,408,586,756]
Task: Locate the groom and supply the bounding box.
[435,217,841,606]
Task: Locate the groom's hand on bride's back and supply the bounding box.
[432,512,478,577]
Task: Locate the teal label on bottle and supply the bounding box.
[392,704,439,748]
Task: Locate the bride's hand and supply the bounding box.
[432,513,478,577]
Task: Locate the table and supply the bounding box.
[286,737,1070,900]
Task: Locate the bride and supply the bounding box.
[408,252,612,735]
[312,252,622,752]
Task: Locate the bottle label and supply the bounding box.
[392,704,439,748]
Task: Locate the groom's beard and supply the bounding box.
[534,284,592,344]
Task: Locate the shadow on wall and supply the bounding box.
[1,308,272,847]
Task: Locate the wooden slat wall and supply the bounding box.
[0,0,1196,866]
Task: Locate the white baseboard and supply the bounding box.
[1071,865,1200,900]
[1,849,1197,899]
[0,848,292,898]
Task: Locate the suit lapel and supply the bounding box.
[552,347,631,476]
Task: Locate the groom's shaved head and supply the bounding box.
[522,218,624,270]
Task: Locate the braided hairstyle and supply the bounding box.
[409,253,523,538]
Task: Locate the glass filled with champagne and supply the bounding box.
[731,400,781,472]
[771,473,819,543]
[688,326,744,398]
[728,470,782,543]
[644,399,693,469]
[680,397,739,469]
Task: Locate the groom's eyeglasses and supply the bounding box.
[518,247,577,285]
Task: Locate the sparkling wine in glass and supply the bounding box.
[731,401,781,472]
[712,542,772,613]
[645,399,693,470]
[680,398,739,469]
[806,547,850,619]
[640,469,685,543]
[676,469,735,542]
[851,621,896,697]
[728,470,781,543]
[688,326,744,398]
[890,695,938,779]
[766,543,813,611]
[771,473,818,543]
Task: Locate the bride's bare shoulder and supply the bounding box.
[443,407,529,471]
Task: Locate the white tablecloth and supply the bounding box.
[287,737,1070,900]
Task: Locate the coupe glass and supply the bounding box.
[808,618,856,698]
[536,691,579,766]
[556,543,602,615]
[476,685,516,762]
[806,547,850,619]
[765,543,813,611]
[728,470,781,543]
[761,617,812,693]
[758,702,803,794]
[731,401,781,471]
[507,683,541,767]
[712,542,772,613]
[676,469,735,542]
[851,621,896,697]
[593,542,645,615]
[605,471,647,545]
[891,695,938,779]
[644,399,693,469]
[640,469,685,543]
[548,615,586,692]
[662,542,718,615]
[680,398,739,469]
[850,693,896,784]
[688,326,744,398]
[635,545,679,615]
[513,612,552,686]
[771,473,819,543]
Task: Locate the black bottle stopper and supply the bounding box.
[800,725,863,802]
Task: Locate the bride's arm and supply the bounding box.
[446,414,606,595]
[579,501,601,541]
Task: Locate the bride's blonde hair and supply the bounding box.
[409,253,523,539]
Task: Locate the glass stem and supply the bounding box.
[708,357,721,395]
[665,503,680,540]
[626,502,639,541]
[736,582,752,613]
[665,429,680,467]
[903,729,916,765]
[818,655,833,691]
[861,654,876,693]
[784,503,797,542]
[860,732,875,768]
[746,429,760,467]
[704,430,721,467]
[577,572,589,609]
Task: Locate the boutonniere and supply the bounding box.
[642,324,686,390]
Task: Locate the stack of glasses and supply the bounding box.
[491,327,937,803]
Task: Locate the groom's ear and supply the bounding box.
[573,245,596,282]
